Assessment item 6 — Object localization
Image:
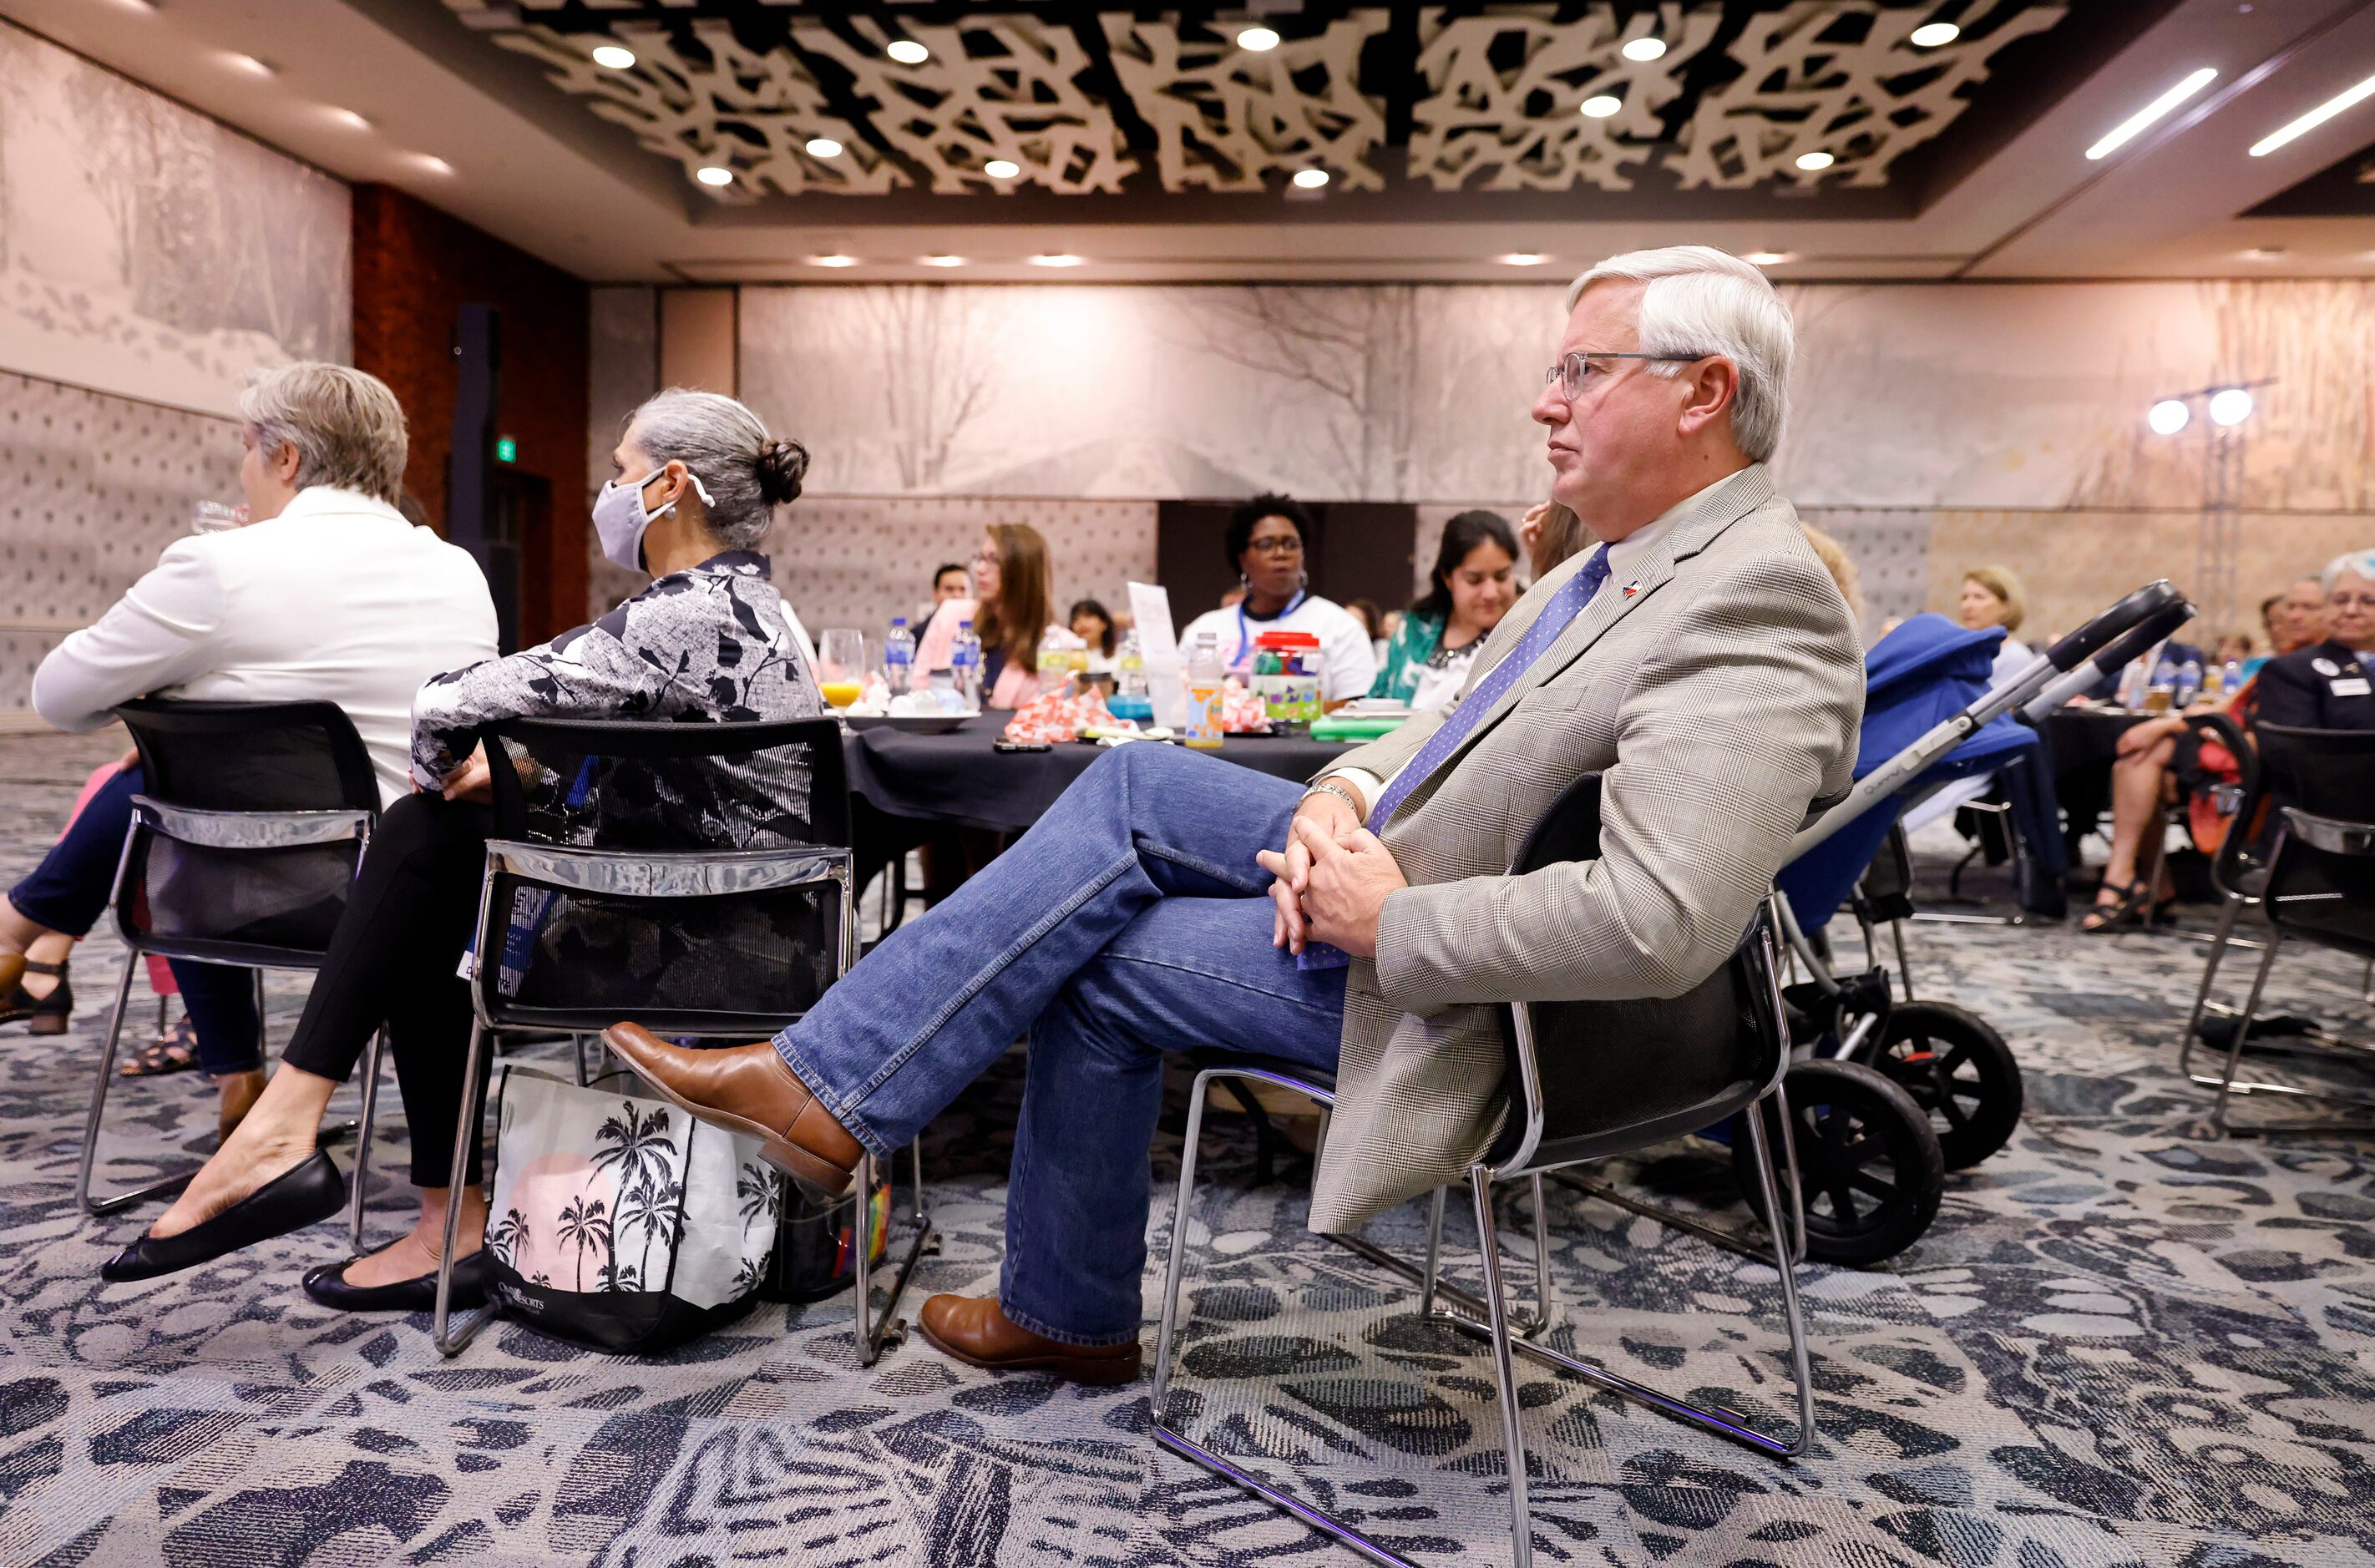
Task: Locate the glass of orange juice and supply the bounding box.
[818,629,867,710]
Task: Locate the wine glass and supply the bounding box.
[817,629,868,711]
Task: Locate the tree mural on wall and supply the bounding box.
[1175,286,1421,499]
[846,286,1013,491]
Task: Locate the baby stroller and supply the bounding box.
[1568,581,2193,1266]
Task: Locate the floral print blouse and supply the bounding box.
[410,551,827,845]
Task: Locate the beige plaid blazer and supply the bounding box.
[1306,465,1863,1232]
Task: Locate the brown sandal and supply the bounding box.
[0,959,72,1035]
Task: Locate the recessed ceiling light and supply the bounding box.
[1580,94,1622,119]
[1292,167,1330,189]
[1497,253,1549,266]
[2249,70,2375,157]
[1621,37,1668,63]
[886,39,929,65]
[220,52,273,77]
[2209,387,2255,426]
[1908,22,1960,48]
[104,0,156,11]
[590,44,636,70]
[1237,27,1281,52]
[806,137,843,158]
[1795,150,1835,171]
[411,154,453,176]
[919,255,966,268]
[1031,254,1085,268]
[328,108,372,131]
[984,159,1021,179]
[1743,251,1792,266]
[2086,67,2218,160]
[2239,246,2287,260]
[808,255,858,268]
[695,165,735,187]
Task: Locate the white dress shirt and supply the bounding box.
[32,485,499,806]
[1325,510,1677,816]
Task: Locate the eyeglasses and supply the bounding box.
[1543,350,1707,402]
[2328,592,2375,609]
[1244,535,1304,556]
[971,551,998,568]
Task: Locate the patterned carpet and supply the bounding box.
[1,728,2372,1567]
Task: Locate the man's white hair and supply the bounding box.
[1563,245,1794,463]
[2323,548,2375,591]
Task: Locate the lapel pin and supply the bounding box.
[1623,581,1641,597]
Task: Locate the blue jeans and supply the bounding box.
[774,743,1347,1346]
[10,766,261,1075]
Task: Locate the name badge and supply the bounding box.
[2331,676,2372,698]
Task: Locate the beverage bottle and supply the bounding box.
[1184,631,1224,750]
[2222,658,2244,697]
[2175,657,2202,709]
[1117,629,1147,697]
[884,617,914,696]
[2200,660,2226,701]
[2116,654,2150,710]
[951,620,982,709]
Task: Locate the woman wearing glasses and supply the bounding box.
[1176,493,1376,709]
[915,523,1064,710]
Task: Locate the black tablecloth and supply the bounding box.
[2045,706,2154,851]
[843,716,1356,835]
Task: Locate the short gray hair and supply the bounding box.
[2323,549,2375,590]
[236,362,408,504]
[1563,245,1795,463]
[625,389,809,550]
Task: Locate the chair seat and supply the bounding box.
[2231,867,2270,899]
[1187,1050,1337,1099]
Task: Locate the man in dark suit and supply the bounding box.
[2256,549,2375,731]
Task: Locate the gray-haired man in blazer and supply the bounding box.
[607,245,1866,1386]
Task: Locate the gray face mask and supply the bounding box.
[592,465,715,573]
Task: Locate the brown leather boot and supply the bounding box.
[917,1293,1143,1385]
[601,1023,863,1201]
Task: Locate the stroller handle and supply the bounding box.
[2038,579,2184,672]
[2020,599,2196,722]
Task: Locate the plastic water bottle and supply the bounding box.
[2222,658,2244,696]
[1183,631,1223,750]
[884,617,914,696]
[1117,629,1147,698]
[2175,657,2202,709]
[951,619,982,710]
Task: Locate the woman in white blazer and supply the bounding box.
[0,362,498,1138]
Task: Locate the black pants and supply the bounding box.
[281,792,491,1186]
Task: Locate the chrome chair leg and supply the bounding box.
[1417,1186,1446,1320]
[1527,1172,1557,1333]
[852,1147,934,1366]
[2208,933,2282,1136]
[1471,1167,1535,1568]
[1151,1067,1216,1415]
[434,1019,500,1357]
[2180,893,2246,1075]
[572,1032,595,1087]
[347,1029,386,1252]
[77,953,200,1216]
[1890,919,1916,1000]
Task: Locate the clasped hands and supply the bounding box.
[1256,787,1407,959]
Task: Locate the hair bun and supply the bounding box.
[755,438,809,506]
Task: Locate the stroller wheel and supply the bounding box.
[1735,1059,1944,1267]
[1860,1000,2023,1171]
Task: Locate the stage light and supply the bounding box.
[1743,251,1791,266]
[919,255,966,268]
[808,255,858,268]
[2087,68,2217,160]
[2148,399,2191,436]
[2208,387,2254,427]
[1030,254,1084,267]
[1496,254,1549,266]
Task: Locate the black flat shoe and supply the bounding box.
[99,1151,345,1283]
[302,1249,489,1313]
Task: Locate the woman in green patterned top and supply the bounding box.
[1371,508,1522,711]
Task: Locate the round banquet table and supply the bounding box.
[843,715,1355,836]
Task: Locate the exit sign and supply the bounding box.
[494,437,517,463]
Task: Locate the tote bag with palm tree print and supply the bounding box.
[484,1065,780,1353]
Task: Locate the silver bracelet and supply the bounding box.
[1303,779,1364,816]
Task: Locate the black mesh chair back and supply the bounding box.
[471,716,853,1035]
[1487,775,1785,1174]
[2254,727,2375,964]
[110,697,379,962]
[2256,724,2375,824]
